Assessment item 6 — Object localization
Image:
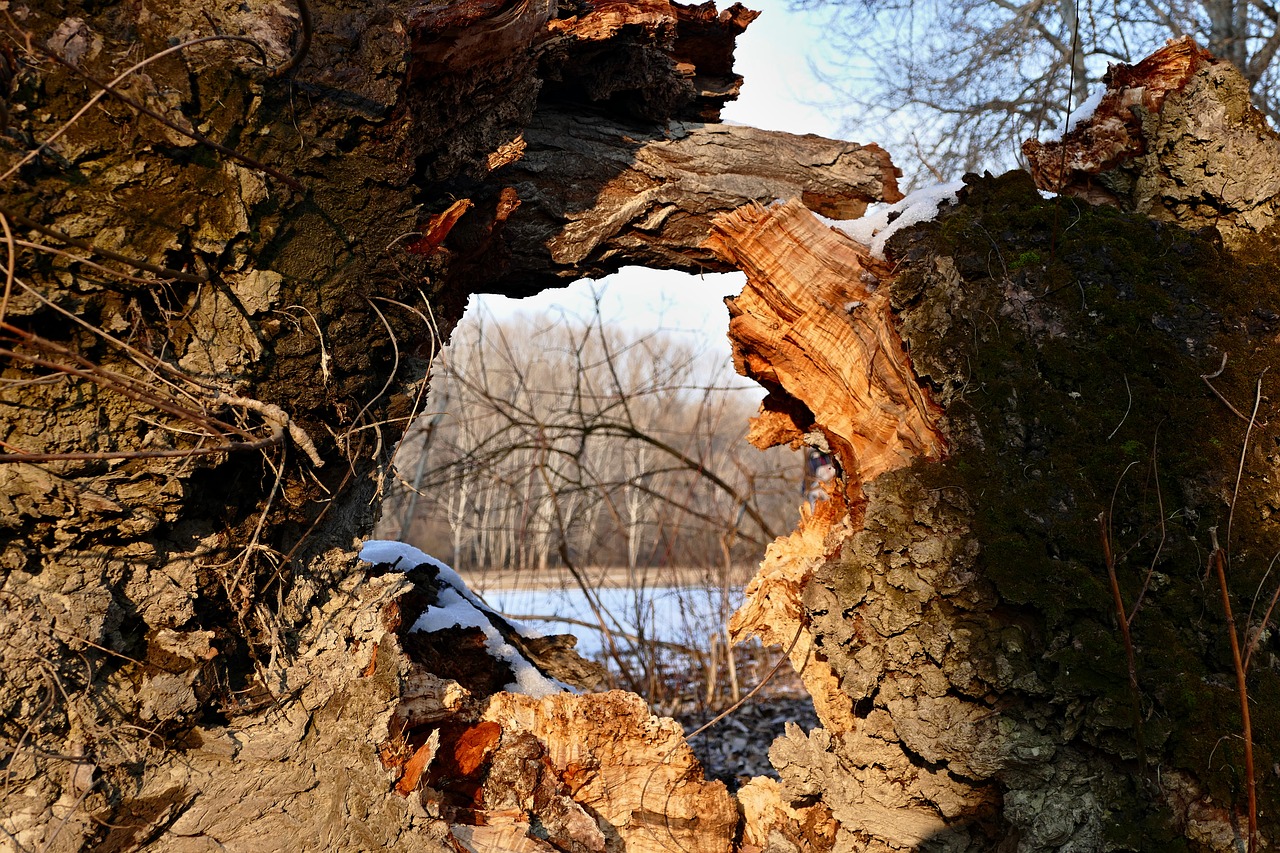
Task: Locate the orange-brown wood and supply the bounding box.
[704,199,945,497]
[1023,37,1219,196]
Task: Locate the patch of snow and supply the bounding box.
[409,591,564,698]
[822,180,966,259]
[1039,84,1107,142]
[358,540,451,574]
[412,586,491,633]
[358,539,563,697]
[360,539,529,630]
[1063,85,1107,136]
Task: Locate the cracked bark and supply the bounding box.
[0,0,896,850]
[714,61,1280,847]
[4,2,1279,851]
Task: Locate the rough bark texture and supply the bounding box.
[1024,37,1280,247]
[5,4,1280,851]
[0,0,902,850]
[448,112,902,296]
[716,173,1280,852]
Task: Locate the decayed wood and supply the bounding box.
[737,777,837,853]
[2,0,913,850]
[703,199,944,495]
[24,0,1280,849]
[709,199,989,851]
[401,691,738,853]
[486,116,904,295]
[0,0,775,846]
[1023,36,1280,244]
[727,494,855,729]
[540,0,757,120]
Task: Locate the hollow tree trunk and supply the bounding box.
[3,2,1278,851]
[0,0,896,850]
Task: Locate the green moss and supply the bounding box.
[1009,249,1043,270]
[893,170,1280,840]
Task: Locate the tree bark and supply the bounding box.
[1023,36,1280,247]
[0,0,896,850]
[5,2,1279,851]
[714,175,1280,852]
[486,113,903,295]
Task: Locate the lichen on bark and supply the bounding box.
[724,170,1280,851]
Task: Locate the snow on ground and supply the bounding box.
[358,540,563,698]
[823,180,967,259]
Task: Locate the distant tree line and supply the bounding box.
[379,307,800,580]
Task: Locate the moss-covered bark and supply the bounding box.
[773,171,1280,851]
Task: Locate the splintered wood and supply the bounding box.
[1022,36,1218,197]
[704,199,944,496]
[729,492,857,728]
[461,691,737,853]
[1023,36,1280,244]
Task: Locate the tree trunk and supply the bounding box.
[712,41,1280,849]
[0,0,894,849]
[3,1,1277,850]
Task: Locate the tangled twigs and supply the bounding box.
[0,324,323,466]
[215,394,324,467]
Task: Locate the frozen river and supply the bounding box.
[477,582,745,658]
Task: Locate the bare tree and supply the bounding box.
[375,301,801,707]
[805,0,1280,182]
[381,302,797,579]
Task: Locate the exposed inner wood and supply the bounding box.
[704,200,945,496]
[484,116,904,296]
[478,692,738,853]
[1024,35,1280,245]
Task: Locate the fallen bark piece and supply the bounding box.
[482,691,738,853]
[1023,36,1280,244]
[704,199,945,496]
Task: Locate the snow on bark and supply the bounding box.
[1024,36,1280,246]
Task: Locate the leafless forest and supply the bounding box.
[379,306,800,580]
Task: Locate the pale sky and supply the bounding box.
[472,0,845,365]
